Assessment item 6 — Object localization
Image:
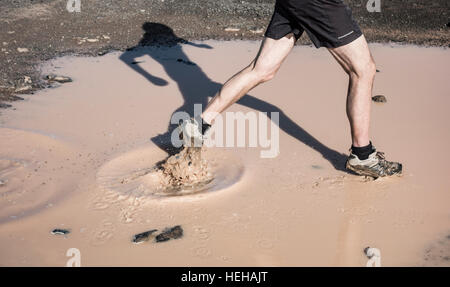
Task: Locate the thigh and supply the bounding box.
[328,34,374,74]
[253,33,296,73]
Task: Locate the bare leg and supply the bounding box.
[201,34,296,124]
[328,35,376,147]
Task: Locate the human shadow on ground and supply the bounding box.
[119,22,348,172]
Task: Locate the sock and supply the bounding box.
[351,141,374,160]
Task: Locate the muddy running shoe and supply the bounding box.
[346,148,402,178]
[178,117,211,147]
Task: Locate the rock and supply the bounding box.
[17,47,29,53]
[86,38,99,43]
[51,228,70,235]
[0,103,12,108]
[376,69,380,72]
[0,179,6,186]
[14,85,32,93]
[250,28,264,34]
[45,74,72,83]
[372,95,387,103]
[23,76,32,84]
[224,27,240,32]
[155,225,183,242]
[132,229,158,244]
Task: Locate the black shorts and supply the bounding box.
[264,0,362,48]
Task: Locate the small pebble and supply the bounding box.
[45,74,72,83]
[224,27,240,32]
[51,228,70,235]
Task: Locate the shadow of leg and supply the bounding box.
[237,95,349,172]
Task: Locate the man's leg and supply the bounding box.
[329,35,402,177]
[201,34,296,125]
[328,35,376,148]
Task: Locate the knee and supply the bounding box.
[349,57,376,80]
[251,61,279,83]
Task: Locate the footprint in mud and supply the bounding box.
[193,225,210,241]
[192,246,212,259]
[257,238,274,250]
[89,187,135,211]
[190,226,213,259]
[90,220,115,246]
[96,145,244,201]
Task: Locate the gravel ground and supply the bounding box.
[0,0,449,108]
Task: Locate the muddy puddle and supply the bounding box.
[97,145,244,199]
[0,41,449,266]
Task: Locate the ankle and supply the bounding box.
[351,141,374,160]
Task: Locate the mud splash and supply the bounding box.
[97,145,243,199]
[157,147,213,193]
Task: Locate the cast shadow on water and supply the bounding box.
[119,22,348,172]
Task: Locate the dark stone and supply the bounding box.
[372,95,387,103]
[132,229,158,244]
[155,225,183,242]
[51,228,70,235]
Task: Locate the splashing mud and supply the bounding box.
[157,147,213,192]
[97,145,243,199]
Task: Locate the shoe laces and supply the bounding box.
[375,151,385,160]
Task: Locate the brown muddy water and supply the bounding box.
[0,41,449,266]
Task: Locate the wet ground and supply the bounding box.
[0,41,448,266]
[0,0,449,108]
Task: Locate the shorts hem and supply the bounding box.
[315,30,363,49]
[264,30,302,41]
